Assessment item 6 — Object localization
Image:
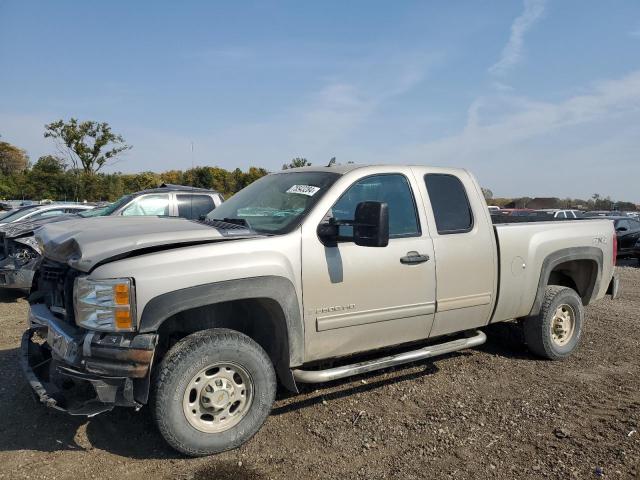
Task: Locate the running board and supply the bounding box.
[292,330,487,383]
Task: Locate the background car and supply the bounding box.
[584,210,629,217]
[79,183,224,220]
[0,184,224,291]
[600,216,640,259]
[633,238,640,263]
[533,209,584,219]
[0,203,93,227]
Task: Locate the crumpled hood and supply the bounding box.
[0,214,76,239]
[36,216,255,272]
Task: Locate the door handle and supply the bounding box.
[400,251,430,264]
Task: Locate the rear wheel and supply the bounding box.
[152,328,276,456]
[523,286,584,360]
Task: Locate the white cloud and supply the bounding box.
[489,0,546,76]
[401,70,640,200]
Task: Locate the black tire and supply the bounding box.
[523,286,584,360]
[151,328,276,457]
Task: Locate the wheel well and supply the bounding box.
[547,259,599,305]
[156,298,293,390]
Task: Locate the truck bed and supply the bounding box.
[491,219,615,323]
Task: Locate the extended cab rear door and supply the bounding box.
[413,168,498,337]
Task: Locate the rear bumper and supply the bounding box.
[20,304,158,416]
[607,274,621,300]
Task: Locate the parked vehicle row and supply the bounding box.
[0,184,223,291]
[0,203,94,226]
[20,164,618,456]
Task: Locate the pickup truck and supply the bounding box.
[20,164,619,457]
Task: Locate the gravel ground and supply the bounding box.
[0,264,638,480]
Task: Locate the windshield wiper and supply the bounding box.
[211,217,249,227]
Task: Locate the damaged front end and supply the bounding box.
[21,261,158,416]
[0,235,41,290]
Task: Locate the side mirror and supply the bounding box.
[317,220,339,247]
[616,226,628,232]
[353,201,389,247]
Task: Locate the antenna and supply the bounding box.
[327,156,336,167]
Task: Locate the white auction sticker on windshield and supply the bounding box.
[286,185,320,196]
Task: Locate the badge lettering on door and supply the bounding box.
[316,304,356,315]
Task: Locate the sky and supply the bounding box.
[1,0,639,201]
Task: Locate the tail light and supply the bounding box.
[612,231,617,266]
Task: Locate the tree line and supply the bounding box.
[0,119,271,201]
[0,153,269,201]
[0,118,637,210]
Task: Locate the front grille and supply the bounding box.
[41,263,66,282]
[35,259,80,325]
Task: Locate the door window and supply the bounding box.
[121,194,170,216]
[424,174,473,234]
[328,174,420,238]
[30,209,66,220]
[177,194,215,219]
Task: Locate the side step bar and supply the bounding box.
[292,330,487,383]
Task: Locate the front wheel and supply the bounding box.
[523,286,584,360]
[152,328,277,456]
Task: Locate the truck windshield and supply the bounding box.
[207,171,340,234]
[78,195,133,217]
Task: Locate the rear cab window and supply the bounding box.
[177,194,215,220]
[424,174,473,234]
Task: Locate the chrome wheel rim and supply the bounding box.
[550,304,575,347]
[182,362,253,433]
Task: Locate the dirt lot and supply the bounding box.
[0,265,638,480]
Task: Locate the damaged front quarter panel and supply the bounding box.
[0,235,42,290]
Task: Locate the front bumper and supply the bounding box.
[20,304,158,416]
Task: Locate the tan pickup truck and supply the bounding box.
[21,164,619,456]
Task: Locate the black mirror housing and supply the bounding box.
[353,201,389,247]
[317,221,339,247]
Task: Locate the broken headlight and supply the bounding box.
[10,237,41,262]
[73,277,136,332]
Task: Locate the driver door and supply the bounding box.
[300,171,436,362]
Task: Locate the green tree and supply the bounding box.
[615,201,637,212]
[481,187,494,201]
[28,155,68,199]
[282,157,311,169]
[0,140,29,175]
[44,118,132,174]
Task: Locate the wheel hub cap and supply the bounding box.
[550,304,575,347]
[182,363,253,433]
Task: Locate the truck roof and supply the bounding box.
[137,183,220,195]
[278,164,469,176]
